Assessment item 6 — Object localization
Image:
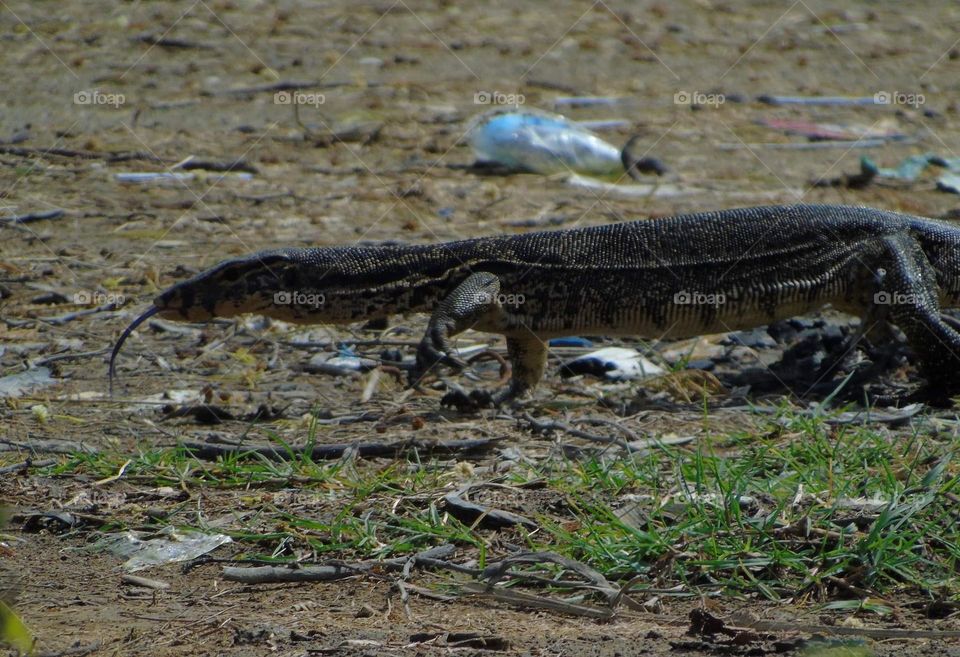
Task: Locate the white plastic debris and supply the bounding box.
[0,367,56,398]
[561,347,665,381]
[467,108,626,178]
[306,353,379,375]
[90,526,232,572]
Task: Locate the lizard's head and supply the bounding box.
[153,251,297,321]
[109,250,300,393]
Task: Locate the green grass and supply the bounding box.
[36,406,960,609]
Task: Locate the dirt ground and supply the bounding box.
[4,0,960,655]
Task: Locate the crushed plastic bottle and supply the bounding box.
[467,108,645,179]
[89,526,232,572]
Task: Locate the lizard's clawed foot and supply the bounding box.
[440,382,527,412]
[441,387,498,411]
[867,383,954,409]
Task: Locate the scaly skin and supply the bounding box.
[110,204,960,406]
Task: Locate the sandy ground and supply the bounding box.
[4,0,960,654]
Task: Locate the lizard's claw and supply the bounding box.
[867,384,953,409]
[410,338,468,386]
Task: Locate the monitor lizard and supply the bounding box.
[109,204,960,407]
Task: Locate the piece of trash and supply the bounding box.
[757,94,878,107]
[548,337,593,348]
[0,208,65,224]
[758,118,906,142]
[552,96,629,108]
[89,526,232,572]
[305,353,379,376]
[560,347,664,381]
[717,138,900,151]
[818,152,960,189]
[115,172,195,183]
[937,172,960,194]
[874,153,934,181]
[116,171,254,183]
[0,367,56,398]
[467,108,649,179]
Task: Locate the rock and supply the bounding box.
[724,328,777,349]
[661,337,725,363]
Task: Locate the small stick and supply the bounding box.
[134,33,214,50]
[120,574,170,590]
[181,436,501,462]
[222,544,455,584]
[0,209,64,224]
[38,301,125,326]
[521,413,633,451]
[0,458,56,475]
[0,145,162,162]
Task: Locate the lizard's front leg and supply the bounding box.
[411,272,501,381]
[409,272,546,409]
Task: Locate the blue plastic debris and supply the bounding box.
[876,154,932,181]
[548,337,594,348]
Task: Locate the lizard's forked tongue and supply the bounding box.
[109,305,161,396]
